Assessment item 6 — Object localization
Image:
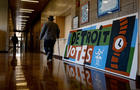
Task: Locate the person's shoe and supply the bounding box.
[46,52,49,56]
[47,59,52,62]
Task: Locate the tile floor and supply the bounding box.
[0,53,140,90]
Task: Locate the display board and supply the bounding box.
[63,13,138,80]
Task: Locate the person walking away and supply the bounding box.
[40,16,60,61]
[11,33,18,56]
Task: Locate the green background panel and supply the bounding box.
[70,31,82,45]
[69,27,112,46]
[127,47,135,73]
[64,45,68,57]
[99,27,112,45]
[84,30,98,45]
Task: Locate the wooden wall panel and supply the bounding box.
[31,21,41,52]
[56,16,65,38]
[0,30,6,51]
[0,0,8,51]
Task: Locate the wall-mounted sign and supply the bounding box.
[81,2,89,24]
[73,16,79,29]
[98,0,120,17]
[63,13,138,80]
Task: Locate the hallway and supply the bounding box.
[0,0,140,90]
[0,53,139,90]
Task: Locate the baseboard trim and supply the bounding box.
[136,75,140,81]
[53,55,62,60]
[0,51,8,53]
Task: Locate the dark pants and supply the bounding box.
[44,39,56,60]
[13,44,16,56]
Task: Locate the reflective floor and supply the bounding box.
[0,53,140,90]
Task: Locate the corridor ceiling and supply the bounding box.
[9,0,50,31]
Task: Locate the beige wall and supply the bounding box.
[53,0,138,56]
[64,15,72,39]
[0,0,8,51]
[73,0,138,28]
[54,14,72,56]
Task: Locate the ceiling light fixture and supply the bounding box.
[16,21,26,24]
[19,8,34,13]
[16,24,25,27]
[18,19,28,22]
[17,24,26,27]
[16,18,28,23]
[19,11,32,13]
[16,77,26,81]
[21,0,39,3]
[20,8,34,12]
[18,16,30,18]
[16,82,27,86]
[17,24,26,26]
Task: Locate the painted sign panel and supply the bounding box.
[63,13,138,80]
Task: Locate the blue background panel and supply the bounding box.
[90,46,109,70]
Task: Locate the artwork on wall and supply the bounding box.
[73,16,79,29]
[63,13,138,80]
[98,0,120,17]
[81,1,89,24]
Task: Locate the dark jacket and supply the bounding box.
[40,21,60,40]
[11,35,18,45]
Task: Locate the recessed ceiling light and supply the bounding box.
[18,19,28,22]
[21,0,39,3]
[17,23,26,26]
[20,8,34,12]
[19,11,32,13]
[17,24,25,26]
[16,77,25,81]
[16,21,27,25]
[19,8,34,13]
[17,26,25,28]
[16,23,26,26]
[16,82,27,86]
[18,16,30,18]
